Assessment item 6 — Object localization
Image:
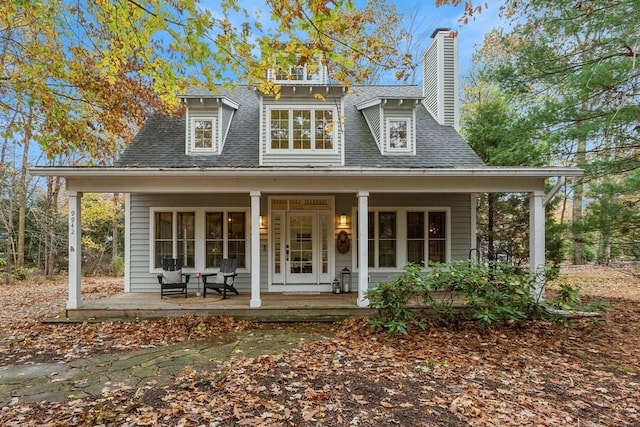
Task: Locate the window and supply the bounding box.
[269,107,335,151]
[387,118,410,151]
[407,211,447,265]
[362,211,397,268]
[274,63,322,82]
[428,211,446,263]
[152,209,247,270]
[153,211,195,268]
[190,116,217,152]
[356,208,449,270]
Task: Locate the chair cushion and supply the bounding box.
[163,270,183,284]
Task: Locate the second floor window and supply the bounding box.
[387,118,410,151]
[269,108,335,151]
[190,117,217,152]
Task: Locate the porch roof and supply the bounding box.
[30,166,583,194]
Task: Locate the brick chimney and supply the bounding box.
[422,28,459,129]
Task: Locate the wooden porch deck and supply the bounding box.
[62,292,376,323]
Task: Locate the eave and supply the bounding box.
[29,166,583,195]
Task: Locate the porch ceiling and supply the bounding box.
[31,166,583,194]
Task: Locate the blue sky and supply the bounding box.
[203,0,505,84]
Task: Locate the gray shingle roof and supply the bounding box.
[116,85,485,168]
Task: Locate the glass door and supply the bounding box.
[287,212,315,283]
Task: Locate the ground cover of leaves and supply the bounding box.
[1,265,639,426]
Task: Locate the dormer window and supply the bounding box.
[270,59,326,84]
[190,115,217,152]
[356,96,421,156]
[193,118,215,149]
[267,107,336,152]
[387,118,410,152]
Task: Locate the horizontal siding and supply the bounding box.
[261,95,344,166]
[128,192,472,293]
[128,193,258,293]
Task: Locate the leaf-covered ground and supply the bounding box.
[1,265,639,426]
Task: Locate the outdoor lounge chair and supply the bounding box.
[157,258,190,298]
[203,258,239,299]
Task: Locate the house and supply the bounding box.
[31,29,581,310]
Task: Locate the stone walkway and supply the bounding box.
[0,327,332,406]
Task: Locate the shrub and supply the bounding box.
[110,255,124,276]
[368,260,581,334]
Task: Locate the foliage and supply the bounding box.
[480,0,640,264]
[110,255,124,277]
[368,261,604,334]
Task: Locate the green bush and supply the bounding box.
[368,260,571,334]
[110,255,124,276]
[11,266,28,281]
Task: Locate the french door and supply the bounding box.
[271,210,331,287]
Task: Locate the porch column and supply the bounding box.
[470,193,477,251]
[357,191,369,307]
[67,191,83,309]
[529,190,545,301]
[250,191,262,308]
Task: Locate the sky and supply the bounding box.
[203,0,506,85]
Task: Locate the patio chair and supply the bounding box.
[157,258,190,298]
[203,258,239,299]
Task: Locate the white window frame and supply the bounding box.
[385,117,413,153]
[189,114,218,153]
[352,207,451,272]
[149,207,251,273]
[266,106,338,153]
[272,60,324,83]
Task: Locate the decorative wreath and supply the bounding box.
[336,230,350,254]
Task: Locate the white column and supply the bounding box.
[470,193,477,251]
[67,191,83,309]
[357,191,369,307]
[529,191,545,301]
[124,193,131,293]
[250,191,262,308]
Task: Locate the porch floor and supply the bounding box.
[62,292,376,323]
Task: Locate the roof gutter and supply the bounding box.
[29,166,584,179]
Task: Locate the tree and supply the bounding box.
[480,0,640,264]
[461,72,550,266]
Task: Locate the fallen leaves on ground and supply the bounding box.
[1,265,640,426]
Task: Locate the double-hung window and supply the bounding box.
[205,211,246,269]
[268,107,335,151]
[363,211,397,268]
[152,209,247,271]
[407,211,447,265]
[153,211,195,268]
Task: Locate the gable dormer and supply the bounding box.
[259,85,345,166]
[356,95,422,156]
[180,91,239,155]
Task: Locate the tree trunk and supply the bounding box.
[572,134,587,265]
[16,111,32,268]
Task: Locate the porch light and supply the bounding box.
[259,215,265,228]
[338,213,348,228]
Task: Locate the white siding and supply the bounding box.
[260,95,344,166]
[129,192,472,293]
[422,29,458,129]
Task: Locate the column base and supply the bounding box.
[250,298,262,308]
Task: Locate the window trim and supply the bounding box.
[385,117,413,154]
[266,106,338,154]
[149,207,251,273]
[188,113,219,154]
[352,207,451,272]
[271,60,324,83]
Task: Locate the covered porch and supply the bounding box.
[31,166,582,314]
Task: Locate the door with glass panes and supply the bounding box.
[271,210,331,287]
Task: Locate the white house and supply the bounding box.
[31,29,582,310]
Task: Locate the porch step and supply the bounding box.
[56,307,377,323]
